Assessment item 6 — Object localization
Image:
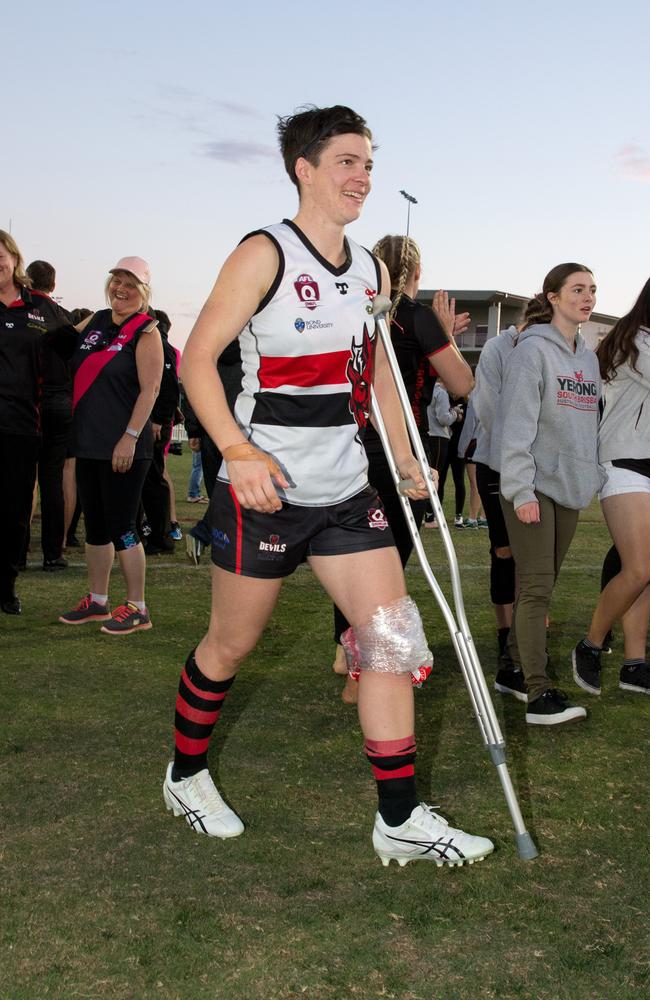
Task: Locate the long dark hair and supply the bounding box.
[598,276,650,382]
[521,262,593,332]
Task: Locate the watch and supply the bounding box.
[125,427,140,440]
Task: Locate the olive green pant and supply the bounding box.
[500,492,579,702]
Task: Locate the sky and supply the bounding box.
[4,0,649,351]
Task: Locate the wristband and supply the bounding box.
[222,443,281,476]
[125,427,140,440]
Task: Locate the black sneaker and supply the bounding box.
[1,594,21,615]
[572,639,602,695]
[43,556,68,572]
[525,688,586,725]
[619,662,650,695]
[494,665,528,702]
[602,629,613,655]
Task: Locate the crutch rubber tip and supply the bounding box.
[515,831,539,861]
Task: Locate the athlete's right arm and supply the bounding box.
[180,235,289,513]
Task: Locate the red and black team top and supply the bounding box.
[362,292,450,456]
[0,287,74,437]
[72,309,155,461]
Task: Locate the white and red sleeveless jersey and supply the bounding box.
[223,219,381,506]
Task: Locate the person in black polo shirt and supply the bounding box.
[25,259,73,571]
[0,232,74,613]
[58,257,163,635]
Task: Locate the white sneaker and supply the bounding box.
[373,803,494,868]
[163,762,244,838]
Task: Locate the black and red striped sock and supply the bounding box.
[365,734,418,827]
[172,649,234,781]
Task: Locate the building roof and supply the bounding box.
[418,289,618,325]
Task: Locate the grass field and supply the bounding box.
[2,450,649,999]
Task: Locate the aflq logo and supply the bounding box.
[294,273,320,310]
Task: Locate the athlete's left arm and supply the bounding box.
[371,262,428,499]
[112,324,164,473]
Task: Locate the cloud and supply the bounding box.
[200,141,276,164]
[616,144,650,181]
[156,84,264,120]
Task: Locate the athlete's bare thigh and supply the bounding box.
[309,545,406,626]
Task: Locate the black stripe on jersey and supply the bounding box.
[251,390,356,428]
[239,230,285,315]
[282,219,353,277]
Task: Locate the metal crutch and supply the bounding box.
[370,294,538,861]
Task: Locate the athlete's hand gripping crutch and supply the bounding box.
[370,294,538,861]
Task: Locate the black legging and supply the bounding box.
[438,420,466,515]
[332,448,426,643]
[76,457,150,550]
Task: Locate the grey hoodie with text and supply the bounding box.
[495,323,604,510]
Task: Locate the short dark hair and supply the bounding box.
[276,104,374,189]
[26,260,56,293]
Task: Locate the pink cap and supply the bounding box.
[109,256,151,285]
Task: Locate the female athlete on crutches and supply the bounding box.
[163,104,495,868]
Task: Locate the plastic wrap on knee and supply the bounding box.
[490,551,515,605]
[341,595,433,687]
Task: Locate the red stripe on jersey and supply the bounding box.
[229,485,243,574]
[258,351,350,389]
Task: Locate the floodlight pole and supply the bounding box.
[399,189,418,238]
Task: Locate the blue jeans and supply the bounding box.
[187,450,204,498]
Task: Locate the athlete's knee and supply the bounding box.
[341,595,432,682]
[203,626,255,672]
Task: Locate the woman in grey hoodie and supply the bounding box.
[496,263,602,725]
[572,277,650,696]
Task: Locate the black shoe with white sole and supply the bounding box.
[619,662,650,694]
[572,639,602,695]
[494,665,528,702]
[525,688,587,725]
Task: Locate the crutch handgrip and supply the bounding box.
[397,478,417,494]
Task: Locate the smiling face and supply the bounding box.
[295,132,373,225]
[108,270,145,320]
[548,271,597,328]
[0,242,18,295]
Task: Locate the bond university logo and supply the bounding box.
[556,371,598,411]
[212,528,230,550]
[346,322,374,441]
[294,273,320,310]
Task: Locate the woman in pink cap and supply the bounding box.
[59,257,163,634]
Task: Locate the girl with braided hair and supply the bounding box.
[332,233,474,698]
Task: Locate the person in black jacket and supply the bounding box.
[25,260,73,571]
[0,232,74,613]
